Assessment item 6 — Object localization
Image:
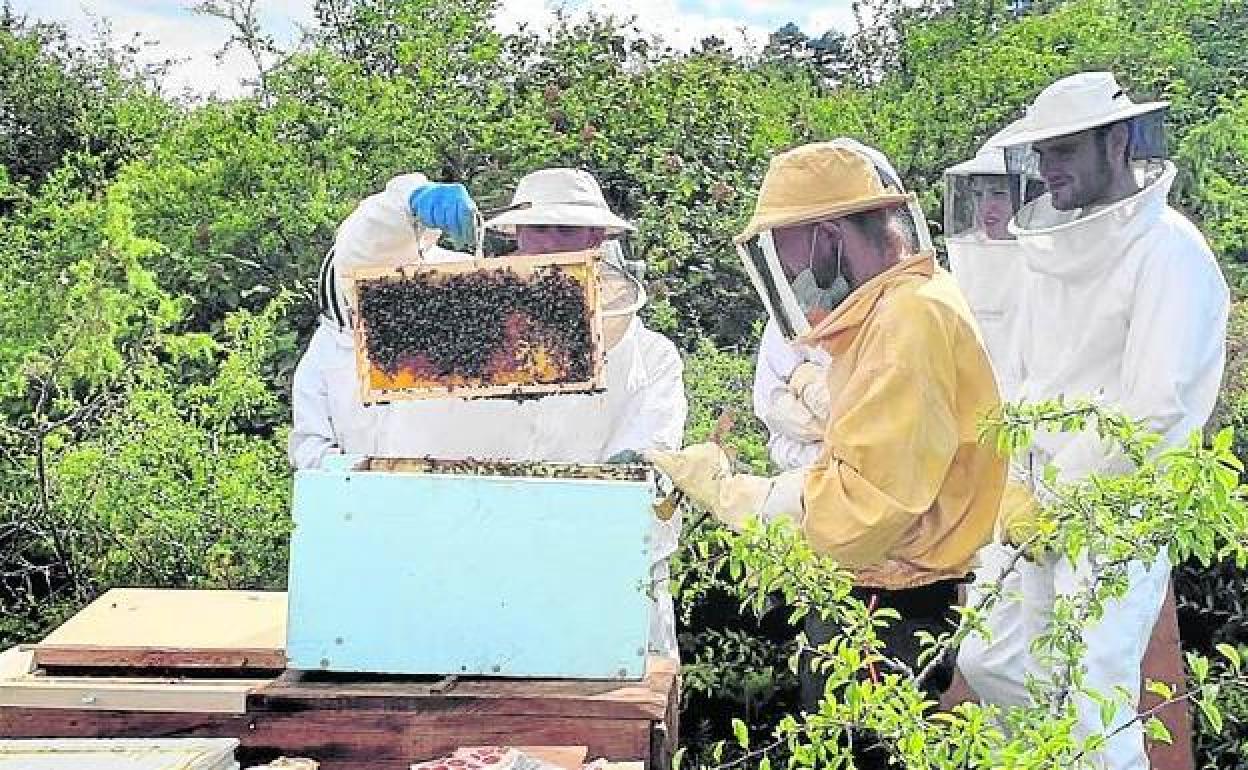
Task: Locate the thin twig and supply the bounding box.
[711,737,787,770]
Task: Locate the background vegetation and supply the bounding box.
[1,0,1245,764]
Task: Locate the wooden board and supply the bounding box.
[0,647,267,715]
[0,658,679,770]
[0,709,640,770]
[35,589,286,672]
[0,709,247,741]
[0,738,239,770]
[349,250,605,404]
[245,712,650,768]
[250,657,678,720]
[1141,582,1194,770]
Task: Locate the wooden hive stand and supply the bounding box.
[0,589,680,770]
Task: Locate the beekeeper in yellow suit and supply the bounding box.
[647,142,1006,725]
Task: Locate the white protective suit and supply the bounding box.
[958,162,1229,770]
[947,237,1027,401]
[289,174,688,659]
[751,320,825,470]
[944,121,1034,401]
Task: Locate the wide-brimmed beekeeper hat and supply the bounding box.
[734,143,913,244]
[990,72,1168,149]
[485,168,636,235]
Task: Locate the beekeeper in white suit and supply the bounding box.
[289,169,687,659]
[957,72,1229,770]
[751,139,927,471]
[290,174,468,468]
[942,120,1041,401]
[940,123,1038,710]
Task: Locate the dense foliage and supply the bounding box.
[1,0,1246,764]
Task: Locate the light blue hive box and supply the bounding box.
[285,455,655,680]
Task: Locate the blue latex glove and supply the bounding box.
[408,183,477,247]
[606,450,646,465]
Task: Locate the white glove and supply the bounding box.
[766,390,824,443]
[645,444,806,532]
[761,361,832,445]
[788,361,831,420]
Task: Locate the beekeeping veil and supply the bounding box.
[734,139,933,341]
[485,168,645,350]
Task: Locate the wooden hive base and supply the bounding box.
[33,589,286,674]
[0,655,679,770]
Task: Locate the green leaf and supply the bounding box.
[1145,679,1175,701]
[1199,699,1224,734]
[1194,654,1212,684]
[1214,427,1233,453]
[1098,694,1117,729]
[731,717,749,749]
[1145,717,1173,745]
[671,748,686,770]
[1216,643,1242,673]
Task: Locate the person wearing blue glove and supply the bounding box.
[290,172,469,469]
[409,182,478,248]
[290,169,687,664]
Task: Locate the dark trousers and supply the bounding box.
[799,578,962,769]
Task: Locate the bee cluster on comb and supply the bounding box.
[349,251,604,403]
[367,457,650,482]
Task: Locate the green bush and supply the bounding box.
[0,6,171,195]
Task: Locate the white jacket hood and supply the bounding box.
[1009,162,1175,281]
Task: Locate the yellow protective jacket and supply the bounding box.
[799,253,1006,589]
